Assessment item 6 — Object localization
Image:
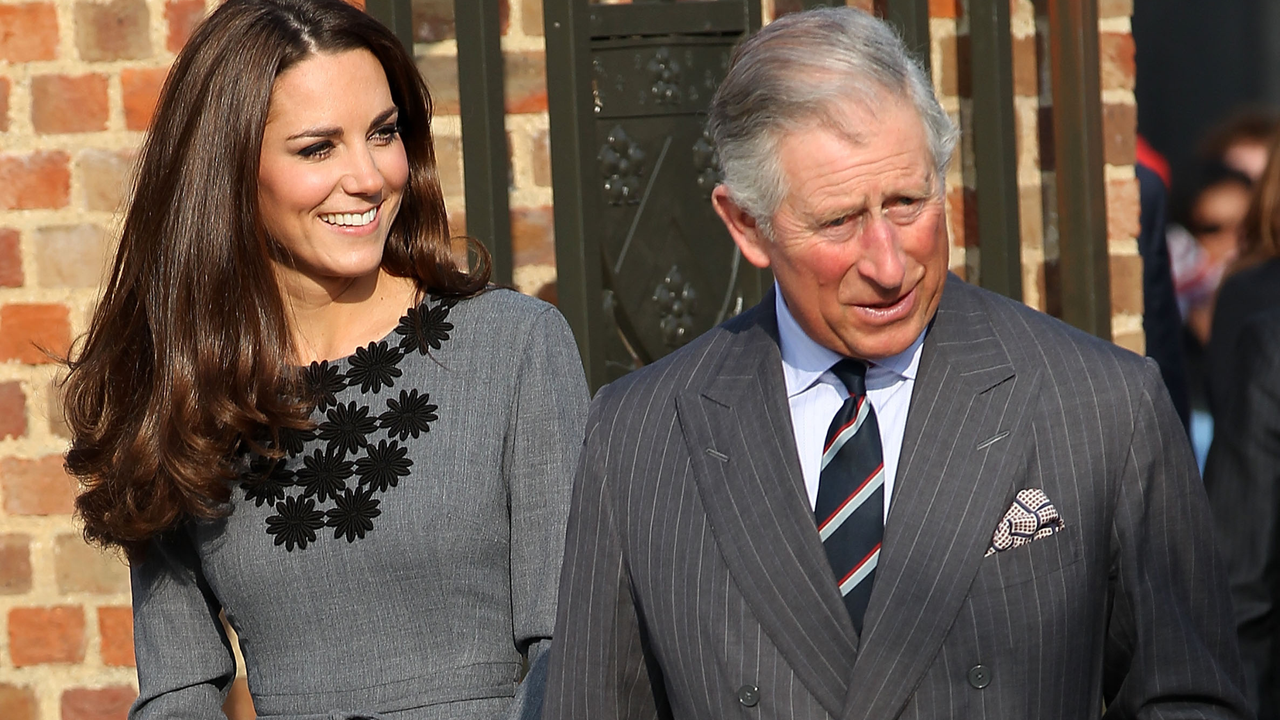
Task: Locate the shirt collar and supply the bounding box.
[775,283,926,398]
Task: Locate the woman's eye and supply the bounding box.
[371,124,400,144]
[298,141,333,159]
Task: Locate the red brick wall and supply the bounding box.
[0,0,1138,718]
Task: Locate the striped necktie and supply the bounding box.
[814,358,884,635]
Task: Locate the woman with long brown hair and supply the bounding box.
[1205,130,1280,423]
[60,0,587,716]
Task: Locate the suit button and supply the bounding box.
[967,664,991,689]
[737,684,760,707]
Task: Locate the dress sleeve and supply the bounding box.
[129,527,237,719]
[1101,360,1252,718]
[504,305,589,653]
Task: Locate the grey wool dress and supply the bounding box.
[128,289,589,720]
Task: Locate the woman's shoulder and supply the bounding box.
[443,287,570,338]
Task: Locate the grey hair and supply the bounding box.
[708,7,959,233]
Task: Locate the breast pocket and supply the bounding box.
[969,524,1082,597]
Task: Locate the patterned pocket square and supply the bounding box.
[984,488,1065,557]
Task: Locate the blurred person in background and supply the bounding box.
[1204,307,1280,720]
[1207,130,1280,425]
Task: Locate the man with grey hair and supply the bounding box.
[543,7,1249,718]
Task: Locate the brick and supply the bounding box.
[1102,102,1137,167]
[1112,330,1144,355]
[0,151,71,210]
[0,381,27,440]
[447,209,467,238]
[35,224,111,288]
[935,33,970,99]
[166,0,205,53]
[511,206,555,267]
[1099,31,1135,92]
[98,606,135,667]
[0,456,77,515]
[78,149,136,212]
[0,76,10,132]
[505,51,547,114]
[522,0,542,36]
[1099,0,1133,19]
[9,606,86,666]
[411,0,506,43]
[75,0,151,62]
[32,74,109,134]
[1106,176,1140,242]
[1037,104,1055,171]
[773,0,805,18]
[0,535,33,595]
[946,186,979,249]
[60,686,134,720]
[0,683,37,720]
[223,677,256,720]
[47,378,71,439]
[55,535,129,595]
[0,228,21,287]
[0,303,71,363]
[1109,253,1144,318]
[531,128,551,188]
[846,0,874,13]
[122,67,170,131]
[0,3,59,62]
[1011,34,1037,97]
[435,135,463,198]
[1018,183,1045,251]
[929,0,961,19]
[417,55,459,115]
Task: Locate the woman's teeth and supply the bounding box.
[320,207,377,227]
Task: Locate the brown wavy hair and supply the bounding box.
[62,0,490,560]
[1233,131,1280,272]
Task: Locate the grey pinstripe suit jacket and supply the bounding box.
[545,276,1250,719]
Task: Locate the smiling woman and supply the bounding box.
[57,1,588,718]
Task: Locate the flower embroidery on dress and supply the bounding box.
[327,488,382,542]
[319,401,378,456]
[304,359,346,411]
[379,389,438,440]
[266,495,326,551]
[395,300,454,354]
[355,439,412,492]
[245,296,455,551]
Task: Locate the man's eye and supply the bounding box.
[298,141,333,159]
[824,215,849,228]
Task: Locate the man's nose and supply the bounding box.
[855,215,907,289]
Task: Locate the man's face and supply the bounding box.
[713,97,950,360]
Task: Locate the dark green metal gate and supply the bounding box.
[544,0,769,391]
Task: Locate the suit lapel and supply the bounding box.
[677,294,857,717]
[842,277,1040,718]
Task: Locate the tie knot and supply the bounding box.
[830,358,868,397]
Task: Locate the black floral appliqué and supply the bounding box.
[318,401,377,456]
[326,488,382,542]
[304,359,346,411]
[253,296,459,551]
[295,447,355,503]
[240,455,295,507]
[275,425,316,457]
[395,300,454,354]
[379,389,438,440]
[265,495,326,551]
[355,439,412,492]
[346,341,404,394]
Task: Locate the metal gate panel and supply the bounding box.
[547,0,766,390]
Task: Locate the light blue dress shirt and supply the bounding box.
[775,288,925,520]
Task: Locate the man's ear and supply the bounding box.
[711,185,771,270]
